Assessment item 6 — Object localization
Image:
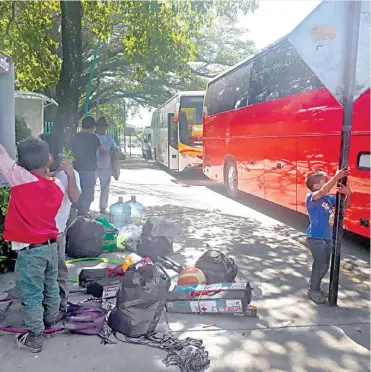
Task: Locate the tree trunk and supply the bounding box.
[53,0,83,151]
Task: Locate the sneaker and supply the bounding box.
[308,289,326,304]
[100,208,108,214]
[17,332,43,353]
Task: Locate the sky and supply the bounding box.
[129,0,322,128]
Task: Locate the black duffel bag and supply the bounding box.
[108,263,170,338]
[195,250,238,284]
[66,216,104,258]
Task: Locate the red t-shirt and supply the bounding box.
[0,145,65,245]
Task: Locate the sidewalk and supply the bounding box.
[0,158,369,372]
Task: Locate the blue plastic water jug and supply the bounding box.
[126,196,143,223]
[110,196,131,229]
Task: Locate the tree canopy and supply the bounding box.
[0,0,258,133]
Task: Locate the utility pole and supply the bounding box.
[328,0,362,306]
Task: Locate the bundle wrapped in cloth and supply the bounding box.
[137,217,182,261]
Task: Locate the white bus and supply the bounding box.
[151,91,204,172]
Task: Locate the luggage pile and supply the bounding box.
[61,197,259,372]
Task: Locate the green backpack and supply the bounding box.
[94,217,118,252]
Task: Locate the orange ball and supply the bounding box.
[177,267,207,285]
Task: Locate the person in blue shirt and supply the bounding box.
[95,117,116,214]
[305,167,352,304]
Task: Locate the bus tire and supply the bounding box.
[225,160,240,199]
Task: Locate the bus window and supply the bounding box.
[230,64,251,110]
[358,152,370,170]
[179,96,204,146]
[249,41,323,106]
[205,75,230,116]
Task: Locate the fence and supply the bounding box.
[43,122,122,145]
[44,121,53,134]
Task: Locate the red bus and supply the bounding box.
[203,1,370,238]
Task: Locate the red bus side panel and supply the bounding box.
[264,138,298,210]
[203,89,370,238]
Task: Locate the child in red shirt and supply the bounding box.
[0,139,75,353]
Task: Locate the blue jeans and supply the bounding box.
[15,243,59,335]
[77,170,96,215]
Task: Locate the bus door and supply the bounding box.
[168,113,179,170]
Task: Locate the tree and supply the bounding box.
[0,1,61,91]
[82,21,256,117]
[0,0,259,137]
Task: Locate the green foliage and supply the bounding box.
[0,187,11,273]
[62,147,74,161]
[0,1,61,91]
[15,115,31,143]
[0,0,259,125]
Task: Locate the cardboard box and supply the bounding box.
[165,282,257,317]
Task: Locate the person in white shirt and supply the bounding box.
[40,134,81,311]
[53,167,81,310]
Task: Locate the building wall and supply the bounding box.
[15,97,43,137]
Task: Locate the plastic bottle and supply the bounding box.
[122,253,142,272]
[126,196,143,224]
[110,196,131,229]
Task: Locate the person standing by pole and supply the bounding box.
[95,116,115,214]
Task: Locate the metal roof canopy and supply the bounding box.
[14,91,58,107]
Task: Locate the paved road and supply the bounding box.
[0,157,369,372]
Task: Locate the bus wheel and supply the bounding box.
[225,161,240,198]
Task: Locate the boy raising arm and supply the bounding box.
[305,167,352,304]
[0,140,69,352]
[39,133,81,311]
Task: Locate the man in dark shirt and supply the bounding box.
[71,116,105,216]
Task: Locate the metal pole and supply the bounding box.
[328,0,361,306]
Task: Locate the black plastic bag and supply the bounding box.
[137,236,173,262]
[195,250,238,284]
[66,216,104,258]
[108,264,170,338]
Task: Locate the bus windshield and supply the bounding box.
[179,96,204,146]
